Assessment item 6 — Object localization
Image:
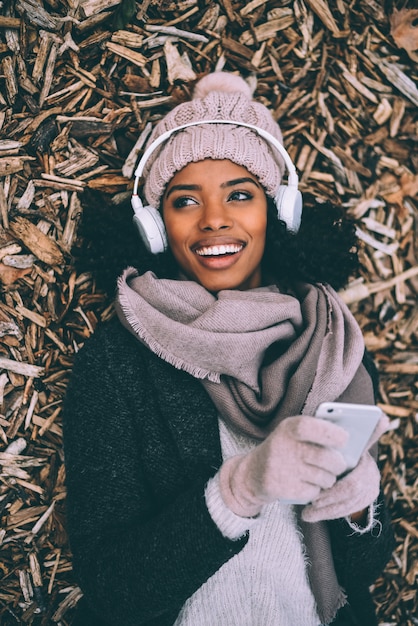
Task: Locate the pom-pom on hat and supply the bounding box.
[143,72,285,209]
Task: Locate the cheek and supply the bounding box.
[250,214,268,246]
[163,217,195,271]
[250,217,268,266]
[163,213,184,247]
[165,223,188,254]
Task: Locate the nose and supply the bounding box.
[198,199,233,232]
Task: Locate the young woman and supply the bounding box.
[63,72,393,626]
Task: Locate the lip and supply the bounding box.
[190,237,246,270]
[191,237,246,253]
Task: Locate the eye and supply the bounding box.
[228,190,253,202]
[172,196,199,209]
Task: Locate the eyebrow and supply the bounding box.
[222,177,262,189]
[165,184,201,199]
[165,177,262,199]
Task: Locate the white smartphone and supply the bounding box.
[315,402,382,472]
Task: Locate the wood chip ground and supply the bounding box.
[0,0,417,624]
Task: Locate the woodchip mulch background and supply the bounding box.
[0,0,417,624]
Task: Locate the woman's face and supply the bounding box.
[162,159,268,292]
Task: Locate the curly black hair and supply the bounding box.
[263,194,359,290]
[75,189,359,296]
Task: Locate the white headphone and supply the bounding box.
[131,119,303,254]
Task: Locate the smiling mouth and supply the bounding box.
[195,243,244,257]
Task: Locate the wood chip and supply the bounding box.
[9,217,65,266]
[0,357,44,378]
[0,1,416,623]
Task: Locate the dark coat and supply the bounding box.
[63,319,393,626]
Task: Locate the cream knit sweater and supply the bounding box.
[174,420,321,626]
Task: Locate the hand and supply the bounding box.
[301,452,380,522]
[301,414,390,523]
[219,415,348,518]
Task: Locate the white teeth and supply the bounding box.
[196,244,242,256]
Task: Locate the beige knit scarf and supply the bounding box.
[116,267,369,624]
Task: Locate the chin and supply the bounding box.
[195,275,260,293]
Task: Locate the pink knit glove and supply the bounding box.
[302,414,390,523]
[219,415,348,517]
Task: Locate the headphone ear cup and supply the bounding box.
[132,204,168,254]
[274,185,303,233]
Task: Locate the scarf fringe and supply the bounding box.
[318,588,347,626]
[118,291,222,384]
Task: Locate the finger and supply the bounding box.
[292,415,349,449]
[302,466,339,491]
[305,473,357,509]
[301,502,348,522]
[302,444,347,477]
[279,483,321,505]
[306,457,380,510]
[305,489,352,512]
[302,490,361,519]
[303,490,371,521]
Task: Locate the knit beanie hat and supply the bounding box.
[143,72,285,209]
